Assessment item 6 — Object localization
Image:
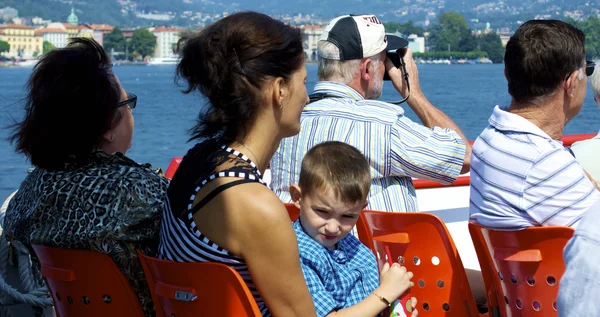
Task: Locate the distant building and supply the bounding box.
[121,28,135,41]
[136,12,173,21]
[32,17,51,26]
[67,7,79,25]
[499,32,511,47]
[0,7,18,22]
[299,24,324,62]
[149,26,183,59]
[11,17,32,26]
[87,24,114,35]
[407,34,425,53]
[35,23,68,49]
[86,24,114,47]
[0,24,43,57]
[35,22,100,49]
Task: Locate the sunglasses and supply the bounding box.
[586,60,595,77]
[117,93,137,109]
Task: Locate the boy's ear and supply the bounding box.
[362,201,368,210]
[289,184,302,209]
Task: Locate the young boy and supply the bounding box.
[290,141,417,317]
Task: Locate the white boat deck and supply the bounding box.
[417,183,479,270]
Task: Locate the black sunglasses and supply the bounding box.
[117,93,137,109]
[586,60,595,77]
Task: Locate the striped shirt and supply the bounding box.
[271,81,466,212]
[158,141,271,316]
[469,106,600,230]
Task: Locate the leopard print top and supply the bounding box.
[3,151,168,316]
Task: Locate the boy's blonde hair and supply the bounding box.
[298,141,371,203]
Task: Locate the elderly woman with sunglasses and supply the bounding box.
[3,38,167,316]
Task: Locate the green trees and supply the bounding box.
[424,11,504,62]
[103,27,127,53]
[103,27,157,60]
[42,41,55,54]
[478,32,505,63]
[383,21,424,36]
[0,40,9,53]
[567,16,600,59]
[428,12,476,52]
[129,28,156,59]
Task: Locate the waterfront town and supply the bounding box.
[0,4,598,65]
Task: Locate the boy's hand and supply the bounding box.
[377,262,414,301]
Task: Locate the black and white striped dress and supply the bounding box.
[157,140,271,316]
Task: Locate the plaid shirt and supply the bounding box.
[293,220,380,317]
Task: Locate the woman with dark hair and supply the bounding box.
[157,11,316,316]
[4,38,168,316]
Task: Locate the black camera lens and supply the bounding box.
[383,49,404,81]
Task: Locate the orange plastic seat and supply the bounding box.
[468,223,574,317]
[284,203,300,221]
[360,211,482,316]
[164,157,183,179]
[137,250,262,317]
[32,245,144,317]
[355,210,374,251]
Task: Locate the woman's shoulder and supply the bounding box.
[75,152,169,202]
[229,186,295,235]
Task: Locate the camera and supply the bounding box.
[383,35,409,81]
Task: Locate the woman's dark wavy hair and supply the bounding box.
[9,37,121,170]
[176,11,304,143]
[505,20,585,103]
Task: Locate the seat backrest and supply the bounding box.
[32,245,144,317]
[361,211,480,316]
[137,250,262,317]
[355,212,374,251]
[468,223,574,317]
[284,203,300,221]
[164,157,183,179]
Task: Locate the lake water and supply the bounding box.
[1,63,599,201]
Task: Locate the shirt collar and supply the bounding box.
[294,218,350,264]
[489,105,556,141]
[313,81,365,101]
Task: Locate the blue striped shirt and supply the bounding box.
[469,106,600,230]
[271,82,466,212]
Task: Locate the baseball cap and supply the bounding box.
[318,14,408,61]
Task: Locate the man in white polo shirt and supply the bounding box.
[469,20,600,230]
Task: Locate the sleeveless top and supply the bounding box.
[157,140,271,316]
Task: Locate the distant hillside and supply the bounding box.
[1,0,598,28]
[0,0,136,26]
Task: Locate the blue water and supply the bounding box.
[1,64,599,201]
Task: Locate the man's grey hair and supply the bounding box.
[590,62,600,102]
[317,41,382,83]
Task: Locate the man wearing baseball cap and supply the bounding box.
[271,14,471,214]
